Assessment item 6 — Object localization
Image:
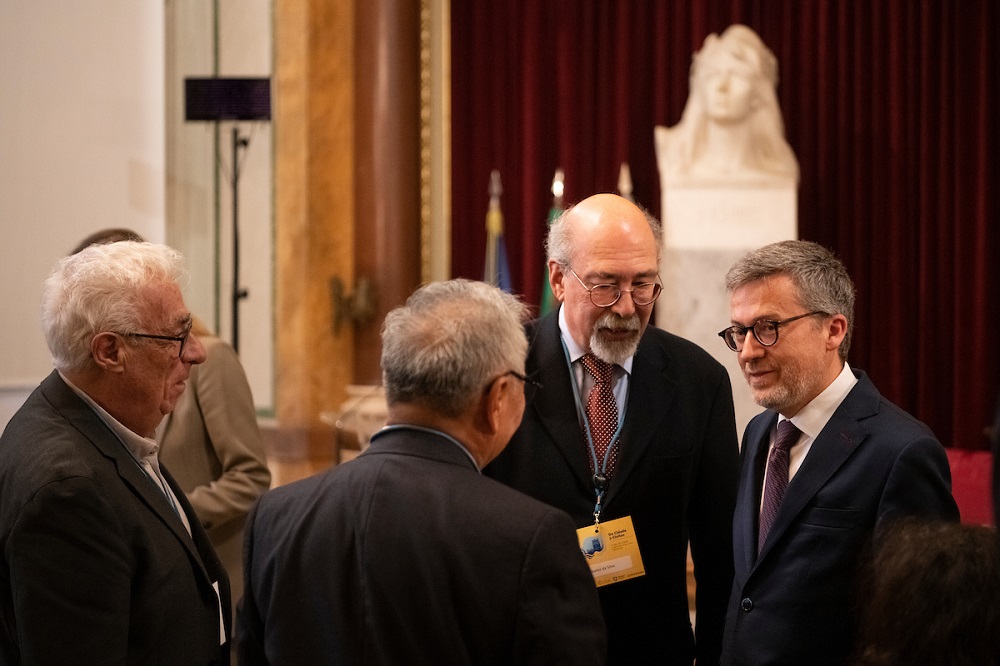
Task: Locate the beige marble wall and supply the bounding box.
[273,0,356,465]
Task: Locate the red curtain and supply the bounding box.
[450,0,1000,450]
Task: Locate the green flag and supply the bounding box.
[540,168,565,316]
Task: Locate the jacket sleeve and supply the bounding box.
[876,434,960,529]
[9,476,132,663]
[514,509,608,665]
[688,364,740,665]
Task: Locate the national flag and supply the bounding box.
[484,170,513,292]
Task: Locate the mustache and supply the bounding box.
[596,312,640,332]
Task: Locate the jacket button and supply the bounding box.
[740,597,754,612]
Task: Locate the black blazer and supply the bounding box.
[486,311,740,665]
[238,426,607,665]
[0,371,230,665]
[721,369,959,665]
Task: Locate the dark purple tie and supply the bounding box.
[581,354,619,477]
[758,419,801,553]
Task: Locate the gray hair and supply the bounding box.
[381,279,529,418]
[545,201,663,267]
[42,241,187,372]
[725,240,855,360]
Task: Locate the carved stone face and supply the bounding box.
[696,48,759,124]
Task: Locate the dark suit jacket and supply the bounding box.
[485,311,740,665]
[237,426,607,665]
[721,369,959,666]
[0,371,230,665]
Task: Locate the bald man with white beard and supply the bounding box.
[486,193,740,665]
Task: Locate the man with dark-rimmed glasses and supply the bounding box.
[719,239,958,666]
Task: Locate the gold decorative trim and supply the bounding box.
[419,0,432,283]
[420,0,451,283]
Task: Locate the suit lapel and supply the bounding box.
[605,332,673,507]
[528,316,676,509]
[529,314,595,493]
[42,372,214,585]
[735,413,774,580]
[754,372,876,564]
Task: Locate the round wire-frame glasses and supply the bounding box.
[568,268,662,307]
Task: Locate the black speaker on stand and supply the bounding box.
[184,77,271,354]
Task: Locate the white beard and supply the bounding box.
[589,311,641,366]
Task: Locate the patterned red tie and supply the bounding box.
[581,354,620,477]
[758,419,801,553]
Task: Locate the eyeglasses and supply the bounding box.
[121,322,193,359]
[718,311,826,352]
[568,268,662,307]
[500,369,543,404]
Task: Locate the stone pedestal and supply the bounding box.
[656,186,797,437]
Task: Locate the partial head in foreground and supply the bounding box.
[853,519,1000,666]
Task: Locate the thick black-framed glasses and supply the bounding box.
[568,268,662,307]
[499,369,543,404]
[122,322,192,359]
[718,311,826,352]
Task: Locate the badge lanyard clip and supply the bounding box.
[592,473,608,530]
[560,338,628,531]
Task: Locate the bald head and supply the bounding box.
[546,194,663,364]
[547,194,662,268]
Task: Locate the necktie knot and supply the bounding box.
[774,419,801,452]
[581,353,614,383]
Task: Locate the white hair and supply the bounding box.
[41,241,187,372]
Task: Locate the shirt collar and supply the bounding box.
[781,363,858,439]
[58,371,160,462]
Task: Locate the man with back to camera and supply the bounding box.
[0,241,230,664]
[485,193,740,665]
[718,239,958,665]
[237,279,606,664]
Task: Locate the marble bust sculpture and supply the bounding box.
[655,24,799,187]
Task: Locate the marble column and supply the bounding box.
[272,0,421,466]
[273,0,356,465]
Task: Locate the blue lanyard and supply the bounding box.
[560,338,628,526]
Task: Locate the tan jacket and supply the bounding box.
[159,334,271,620]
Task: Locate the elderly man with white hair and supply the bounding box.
[0,241,230,664]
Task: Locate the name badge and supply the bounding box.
[576,515,646,587]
